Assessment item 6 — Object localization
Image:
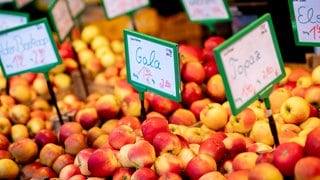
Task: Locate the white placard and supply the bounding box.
[102,0,149,19]
[0,20,61,76]
[15,0,33,8]
[181,0,230,21]
[0,13,28,31]
[67,0,85,18]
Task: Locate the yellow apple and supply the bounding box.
[249,120,276,146]
[279,96,310,124]
[200,102,228,131]
[81,24,101,43]
[300,117,320,130]
[269,87,291,114]
[0,158,19,179]
[311,64,320,84]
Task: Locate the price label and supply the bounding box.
[124,29,181,102]
[102,0,149,19]
[66,0,85,18]
[48,0,74,42]
[288,0,320,46]
[180,0,231,23]
[0,10,29,31]
[14,0,33,9]
[0,18,62,77]
[214,13,285,115]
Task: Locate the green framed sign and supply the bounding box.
[124,29,181,102]
[214,13,285,115]
[101,0,149,19]
[66,0,86,19]
[48,0,75,43]
[288,0,320,46]
[13,0,33,9]
[0,10,29,31]
[0,18,62,77]
[180,0,232,24]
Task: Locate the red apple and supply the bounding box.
[117,116,141,131]
[256,151,274,164]
[75,107,99,130]
[203,36,225,50]
[52,153,74,175]
[304,85,320,108]
[34,129,58,148]
[294,156,320,180]
[158,172,182,180]
[127,140,156,168]
[64,132,87,156]
[0,150,12,159]
[181,81,204,107]
[189,98,212,120]
[58,121,83,144]
[181,61,206,84]
[20,162,43,179]
[59,164,81,180]
[145,92,182,116]
[309,104,319,117]
[152,131,182,156]
[8,138,38,164]
[87,147,119,177]
[199,137,226,163]
[202,57,219,81]
[169,108,197,126]
[113,79,137,102]
[154,152,183,176]
[94,94,121,121]
[39,143,64,167]
[74,148,95,176]
[178,43,204,63]
[304,126,320,158]
[141,116,170,143]
[223,136,247,159]
[131,167,157,180]
[288,67,311,82]
[112,167,133,180]
[108,124,136,150]
[185,153,217,180]
[0,134,10,150]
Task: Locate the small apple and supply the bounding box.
[199,137,226,163]
[0,117,11,136]
[100,119,119,134]
[255,151,274,164]
[169,108,197,126]
[52,73,72,89]
[232,152,259,171]
[300,117,320,130]
[249,120,275,146]
[145,92,181,116]
[9,138,38,164]
[183,127,206,144]
[0,158,19,179]
[127,140,156,168]
[120,92,148,117]
[59,164,81,180]
[288,67,311,83]
[117,116,141,131]
[178,43,204,63]
[34,129,58,148]
[304,126,320,158]
[153,152,183,176]
[26,117,46,137]
[269,87,292,114]
[304,85,320,108]
[74,107,99,130]
[9,84,33,103]
[108,124,136,150]
[92,134,110,149]
[0,134,9,151]
[181,61,206,84]
[185,153,217,180]
[141,116,170,143]
[58,121,83,144]
[74,148,95,176]
[206,74,226,103]
[311,64,320,84]
[202,57,219,81]
[112,167,133,180]
[9,104,31,125]
[113,79,137,102]
[20,161,43,179]
[39,143,64,167]
[52,153,74,175]
[11,124,29,142]
[294,156,320,180]
[248,162,283,180]
[131,167,157,180]
[228,108,256,134]
[64,132,87,156]
[181,81,204,107]
[94,94,121,121]
[296,75,313,88]
[32,74,49,96]
[200,102,228,131]
[189,98,212,120]
[222,135,247,159]
[81,24,100,43]
[280,96,310,124]
[152,131,182,156]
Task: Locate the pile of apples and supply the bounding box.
[0,23,320,179]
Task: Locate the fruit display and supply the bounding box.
[0,16,320,180]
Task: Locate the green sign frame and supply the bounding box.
[0,10,29,31]
[124,29,181,102]
[214,13,285,115]
[0,18,62,77]
[48,0,75,43]
[180,0,232,25]
[288,0,320,46]
[101,0,150,19]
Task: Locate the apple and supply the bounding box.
[248,162,283,180]
[85,56,104,76]
[223,135,247,159]
[158,172,182,180]
[58,121,83,144]
[11,124,29,142]
[255,151,274,164]
[0,158,20,179]
[177,147,196,169]
[288,67,311,83]
[141,116,170,143]
[112,167,133,180]
[169,108,197,126]
[100,50,116,68]
[199,171,225,180]
[181,81,204,107]
[92,134,110,149]
[309,104,319,117]
[9,138,38,164]
[108,124,136,150]
[0,117,11,136]
[294,156,320,180]
[20,161,43,179]
[113,79,137,102]
[291,86,308,98]
[74,107,99,130]
[200,102,228,131]
[189,98,212,120]
[74,148,95,176]
[87,147,119,177]
[181,61,206,84]
[185,153,217,180]
[9,84,33,103]
[228,108,256,134]
[304,126,320,158]
[203,36,225,50]
[100,119,119,134]
[59,164,81,180]
[34,129,58,148]
[118,143,136,168]
[300,117,320,130]
[248,100,267,121]
[202,57,219,81]
[271,142,303,176]
[154,152,183,176]
[120,92,148,117]
[9,104,31,125]
[31,97,52,111]
[90,34,109,50]
[52,153,74,175]
[311,64,320,84]
[183,126,206,144]
[246,142,273,153]
[64,132,87,156]
[145,92,182,116]
[178,43,204,63]
[231,151,259,172]
[280,96,310,124]
[206,74,226,103]
[63,58,79,73]
[278,66,292,85]
[127,140,156,168]
[0,134,9,151]
[249,120,275,146]
[31,166,57,179]
[304,85,320,108]
[152,131,182,156]
[26,117,46,137]
[296,75,313,88]
[117,116,141,131]
[269,87,292,114]
[81,24,100,43]
[199,137,226,163]
[224,170,249,180]
[110,39,124,54]
[131,167,158,180]
[39,143,64,167]
[94,94,120,121]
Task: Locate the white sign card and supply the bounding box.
[102,0,149,19]
[0,18,62,77]
[0,10,29,31]
[66,0,86,18]
[124,29,181,101]
[14,0,33,9]
[214,13,285,115]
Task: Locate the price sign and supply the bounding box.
[288,0,320,46]
[124,29,181,102]
[0,18,62,77]
[180,0,231,23]
[214,13,285,115]
[102,0,149,19]
[48,0,74,42]
[14,0,33,9]
[0,10,29,31]
[66,0,85,18]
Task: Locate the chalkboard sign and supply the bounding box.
[48,0,75,42]
[288,0,320,46]
[0,10,29,31]
[180,0,231,24]
[0,18,62,77]
[214,13,285,115]
[66,0,86,19]
[102,0,149,19]
[124,29,181,102]
[14,0,33,9]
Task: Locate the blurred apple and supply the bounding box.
[74,148,95,176]
[127,140,156,168]
[153,131,182,156]
[304,85,320,108]
[9,104,31,124]
[185,153,217,180]
[145,92,181,116]
[223,135,247,159]
[291,86,308,98]
[304,126,320,158]
[20,161,43,179]
[32,74,49,96]
[296,75,313,88]
[63,58,79,73]
[34,129,58,148]
[100,119,119,134]
[249,120,275,146]
[11,124,29,142]
[64,132,87,156]
[110,39,124,54]
[255,151,274,164]
[86,126,106,146]
[181,81,204,107]
[78,48,96,65]
[94,94,121,121]
[288,67,310,83]
[189,98,212,120]
[183,127,206,144]
[26,117,46,137]
[178,43,204,63]
[228,108,256,134]
[232,152,258,171]
[108,124,136,150]
[9,84,32,103]
[0,116,11,136]
[0,158,19,179]
[131,167,157,180]
[294,156,320,180]
[52,73,72,89]
[112,167,133,180]
[58,121,83,144]
[113,79,137,102]
[169,108,197,126]
[0,134,10,150]
[92,134,110,149]
[120,92,148,117]
[206,74,226,103]
[85,57,104,76]
[75,107,99,130]
[81,24,100,43]
[9,138,38,164]
[88,147,119,177]
[59,164,81,180]
[200,102,228,131]
[300,117,320,130]
[199,137,226,163]
[39,143,64,167]
[269,87,292,114]
[154,152,183,176]
[141,116,170,143]
[248,162,283,180]
[159,172,182,180]
[181,61,206,84]
[90,35,109,51]
[280,96,310,124]
[311,64,320,84]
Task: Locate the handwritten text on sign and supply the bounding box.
[220,21,282,109]
[103,0,148,19]
[291,0,320,43]
[0,13,28,31]
[181,0,229,21]
[0,21,60,76]
[126,33,179,99]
